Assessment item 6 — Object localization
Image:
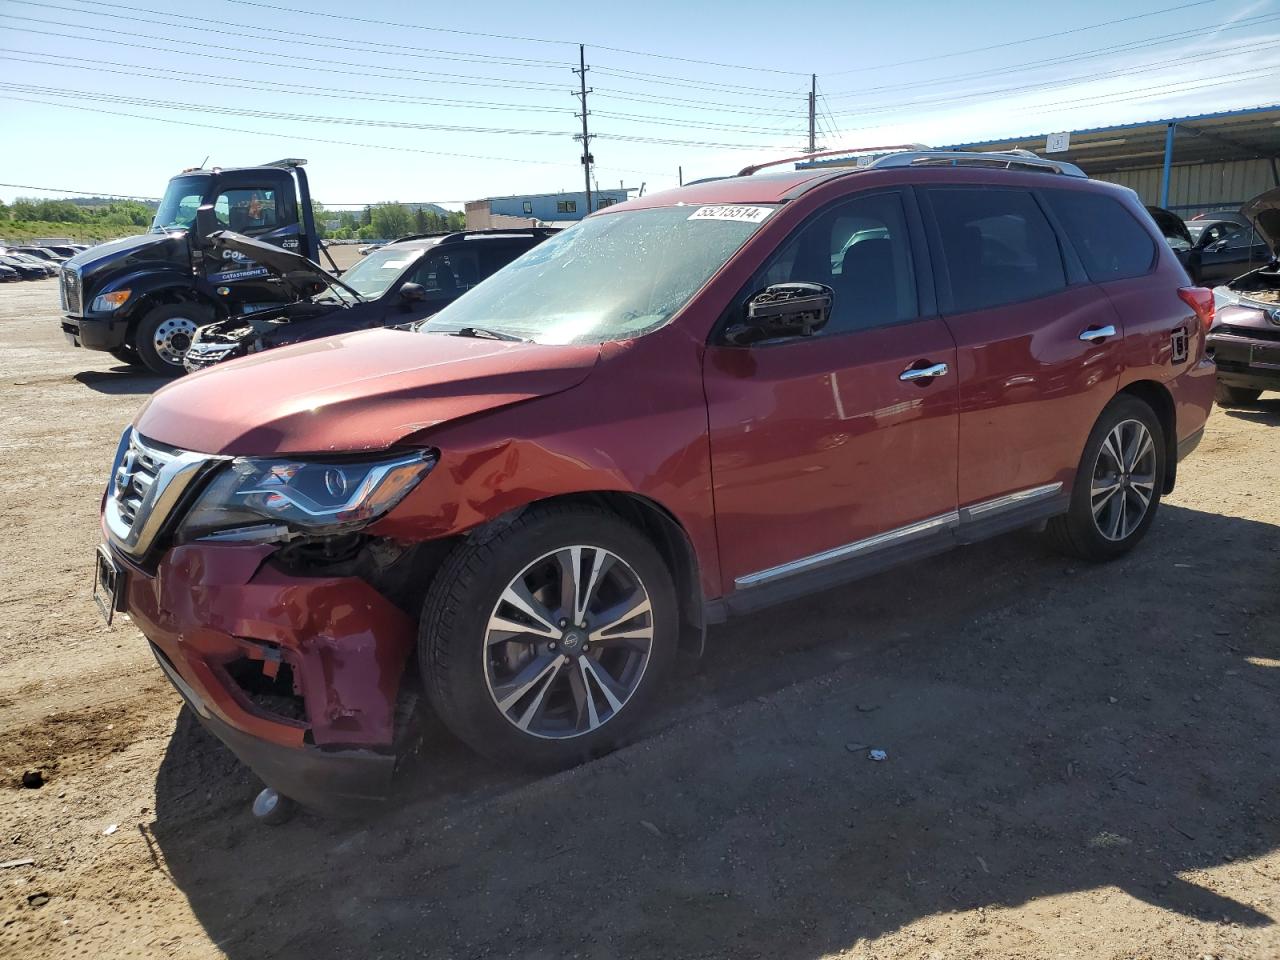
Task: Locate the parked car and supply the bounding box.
[1149,206,1273,286]
[5,252,57,275]
[0,254,55,280]
[13,245,67,263]
[0,264,19,282]
[95,151,1215,813]
[1205,186,1280,405]
[182,228,554,371]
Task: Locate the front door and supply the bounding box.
[704,190,959,592]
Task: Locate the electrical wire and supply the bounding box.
[825,0,1231,75]
[11,0,569,69]
[0,93,669,176]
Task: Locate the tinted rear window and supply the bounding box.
[927,188,1066,313]
[1044,190,1157,281]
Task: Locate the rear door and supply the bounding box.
[704,189,959,591]
[921,185,1124,513]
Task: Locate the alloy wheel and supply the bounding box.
[483,545,654,740]
[1090,418,1157,542]
[152,316,198,366]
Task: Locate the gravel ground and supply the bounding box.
[1,276,1278,959]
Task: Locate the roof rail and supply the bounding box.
[739,144,927,177]
[263,158,307,169]
[867,150,1086,177]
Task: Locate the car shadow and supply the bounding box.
[73,368,168,395]
[150,503,1280,958]
[1221,396,1280,426]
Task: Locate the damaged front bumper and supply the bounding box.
[114,540,418,813]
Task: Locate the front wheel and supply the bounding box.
[421,505,677,771]
[1046,396,1165,562]
[134,303,211,376]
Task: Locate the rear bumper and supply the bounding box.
[62,313,129,351]
[111,540,417,811]
[1207,330,1280,391]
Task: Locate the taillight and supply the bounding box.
[1178,286,1215,332]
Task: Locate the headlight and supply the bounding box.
[91,289,132,312]
[177,449,437,541]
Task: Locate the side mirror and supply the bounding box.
[399,282,427,303]
[194,205,218,249]
[726,282,832,345]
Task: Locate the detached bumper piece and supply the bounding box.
[1208,330,1280,392]
[119,542,417,813]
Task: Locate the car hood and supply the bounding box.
[207,230,361,299]
[65,231,179,271]
[135,328,600,456]
[1242,186,1280,256]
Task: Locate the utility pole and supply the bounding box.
[573,44,594,214]
[807,73,817,154]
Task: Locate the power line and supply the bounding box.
[824,11,1280,102]
[825,0,1230,75]
[0,17,573,90]
[0,50,576,115]
[16,0,569,69]
[213,0,811,76]
[0,51,807,137]
[824,36,1280,121]
[0,93,668,175]
[0,182,160,200]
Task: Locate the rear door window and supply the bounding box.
[927,188,1066,312]
[1043,190,1157,281]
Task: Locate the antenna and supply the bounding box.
[199,155,209,169]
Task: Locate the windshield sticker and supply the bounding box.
[688,205,773,224]
[379,259,412,269]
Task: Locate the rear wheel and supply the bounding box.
[134,303,210,376]
[1047,395,1165,562]
[421,504,677,771]
[1214,383,1261,407]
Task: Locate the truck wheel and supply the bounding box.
[1214,383,1261,407]
[420,504,678,772]
[1046,395,1165,562]
[135,304,210,376]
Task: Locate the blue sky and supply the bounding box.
[0,0,1277,208]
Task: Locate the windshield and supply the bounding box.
[151,175,209,232]
[420,204,775,344]
[338,245,428,299]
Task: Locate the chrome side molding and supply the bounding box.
[734,481,1066,590]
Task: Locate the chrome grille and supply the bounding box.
[104,429,225,558]
[60,267,82,315]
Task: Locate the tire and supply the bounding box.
[134,303,211,376]
[1046,395,1166,562]
[421,504,678,771]
[1214,383,1261,407]
[107,344,141,367]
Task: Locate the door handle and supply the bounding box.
[899,362,949,382]
[1078,324,1117,343]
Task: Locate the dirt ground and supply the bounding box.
[1,276,1278,960]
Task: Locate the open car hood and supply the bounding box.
[207,230,363,300]
[1242,187,1280,256]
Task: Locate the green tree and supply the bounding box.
[371,203,412,240]
[413,206,429,234]
[360,205,372,227]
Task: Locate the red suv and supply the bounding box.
[96,152,1216,811]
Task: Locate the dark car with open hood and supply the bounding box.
[182,228,554,371]
[1205,186,1280,405]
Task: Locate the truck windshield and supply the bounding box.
[151,176,209,232]
[419,204,775,344]
[338,246,428,299]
